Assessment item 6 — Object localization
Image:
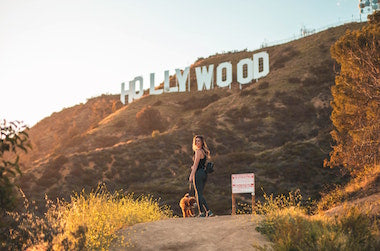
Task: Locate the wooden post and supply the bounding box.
[251,194,255,214]
[231,173,255,215]
[231,193,236,215]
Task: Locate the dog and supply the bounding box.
[179,193,197,218]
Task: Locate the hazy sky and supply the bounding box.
[0,0,364,126]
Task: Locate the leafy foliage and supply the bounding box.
[325,11,380,175]
[0,120,31,250]
[0,120,30,211]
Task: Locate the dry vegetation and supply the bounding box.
[15,22,367,219]
[2,20,379,250]
[3,185,172,250]
[255,191,380,250]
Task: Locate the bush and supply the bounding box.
[302,77,318,86]
[225,106,251,121]
[255,191,380,250]
[179,93,220,111]
[94,135,119,148]
[257,81,269,90]
[136,106,167,134]
[3,185,173,250]
[309,60,334,78]
[319,43,328,53]
[271,47,300,70]
[2,191,56,251]
[0,120,30,211]
[317,185,345,211]
[153,100,162,106]
[239,88,257,97]
[287,77,301,84]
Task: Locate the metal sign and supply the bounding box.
[231,173,255,195]
[231,173,255,215]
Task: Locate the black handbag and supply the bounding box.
[205,162,214,174]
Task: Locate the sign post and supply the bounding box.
[231,173,255,215]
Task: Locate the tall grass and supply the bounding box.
[255,190,380,250]
[5,185,172,250]
[318,165,380,212]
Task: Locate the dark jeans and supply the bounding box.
[193,168,209,213]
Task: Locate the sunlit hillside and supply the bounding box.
[18,22,366,216]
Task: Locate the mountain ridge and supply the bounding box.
[18,22,366,216]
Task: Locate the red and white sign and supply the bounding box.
[231,173,255,195]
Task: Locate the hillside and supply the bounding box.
[17,22,366,216]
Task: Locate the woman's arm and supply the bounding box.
[189,150,201,182]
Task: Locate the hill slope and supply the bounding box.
[18,22,365,216]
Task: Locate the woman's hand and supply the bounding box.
[189,165,193,182]
[189,150,201,184]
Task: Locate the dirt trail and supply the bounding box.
[110,215,271,251]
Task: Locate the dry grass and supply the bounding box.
[318,165,380,212]
[16,22,368,218]
[4,185,172,250]
[255,191,380,251]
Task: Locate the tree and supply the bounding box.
[325,11,380,175]
[0,120,30,210]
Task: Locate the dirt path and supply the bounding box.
[110,215,272,251]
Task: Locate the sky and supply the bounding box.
[0,0,367,127]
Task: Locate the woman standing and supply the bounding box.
[189,135,214,217]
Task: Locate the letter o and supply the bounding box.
[216,62,232,88]
[237,58,253,85]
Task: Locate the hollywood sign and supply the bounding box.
[120,51,269,104]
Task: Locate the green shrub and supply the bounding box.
[4,185,173,250]
[255,191,380,251]
[337,206,378,250]
[0,120,30,211]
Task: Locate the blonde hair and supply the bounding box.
[192,135,210,159]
